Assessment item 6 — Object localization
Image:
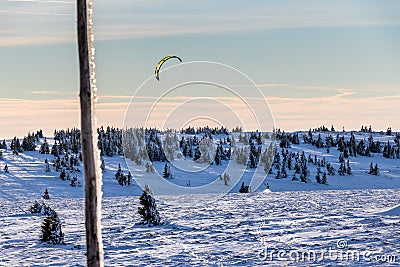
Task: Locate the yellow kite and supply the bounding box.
[155,56,182,81]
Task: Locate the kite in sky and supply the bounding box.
[155,55,182,81]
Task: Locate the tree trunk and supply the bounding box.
[77,0,103,266]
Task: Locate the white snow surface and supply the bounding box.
[1,190,400,266]
[0,131,399,266]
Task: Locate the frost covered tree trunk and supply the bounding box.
[77,0,103,266]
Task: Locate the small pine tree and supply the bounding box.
[41,202,56,216]
[162,163,171,179]
[70,177,78,187]
[249,153,256,168]
[59,169,66,180]
[150,164,155,173]
[137,185,161,226]
[30,200,43,214]
[3,164,9,173]
[374,163,379,175]
[214,147,221,165]
[316,173,321,184]
[368,162,379,175]
[275,168,281,179]
[42,188,50,200]
[100,159,105,173]
[193,147,201,161]
[321,172,327,184]
[223,173,230,186]
[346,160,352,175]
[239,182,249,193]
[40,213,65,245]
[127,172,132,185]
[343,148,349,158]
[45,162,51,172]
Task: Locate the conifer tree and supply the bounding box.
[43,188,50,200]
[300,162,308,182]
[316,167,321,183]
[239,182,249,193]
[368,162,374,174]
[343,147,349,158]
[40,213,65,245]
[59,169,66,180]
[326,163,335,175]
[368,162,379,175]
[71,177,78,187]
[162,163,171,179]
[3,164,9,173]
[374,163,379,175]
[30,200,43,214]
[0,139,6,150]
[41,202,57,216]
[223,173,230,185]
[339,153,344,163]
[137,185,161,226]
[45,161,51,172]
[316,173,321,184]
[321,172,327,184]
[275,168,281,179]
[39,139,50,154]
[281,162,287,178]
[214,145,221,165]
[193,147,201,161]
[127,172,132,185]
[100,159,105,173]
[346,160,352,175]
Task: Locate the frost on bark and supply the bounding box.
[77,0,103,266]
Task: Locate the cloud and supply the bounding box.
[31,90,76,95]
[7,0,74,3]
[0,10,72,15]
[331,89,355,98]
[1,88,399,138]
[256,83,289,88]
[2,0,400,46]
[98,95,134,100]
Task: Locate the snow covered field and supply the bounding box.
[0,129,399,266]
[1,190,399,266]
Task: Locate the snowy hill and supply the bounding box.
[0,127,399,200]
[0,127,399,266]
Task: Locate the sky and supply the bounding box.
[1,0,400,138]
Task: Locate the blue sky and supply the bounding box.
[1,0,400,137]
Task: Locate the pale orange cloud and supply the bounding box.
[1,92,399,138]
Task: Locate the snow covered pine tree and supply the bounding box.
[40,213,65,245]
[137,185,161,226]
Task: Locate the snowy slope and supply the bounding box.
[1,130,399,201]
[1,190,399,266]
[0,130,399,266]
